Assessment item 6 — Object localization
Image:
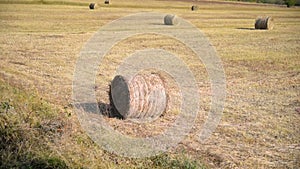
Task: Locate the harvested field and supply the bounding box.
[0,0,299,168]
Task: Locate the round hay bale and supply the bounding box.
[191,5,199,11]
[111,74,167,121]
[255,16,274,30]
[104,0,110,4]
[164,14,179,26]
[89,3,96,9]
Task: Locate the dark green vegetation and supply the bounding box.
[230,0,300,6]
[0,81,67,168]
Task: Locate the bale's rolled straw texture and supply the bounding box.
[89,3,96,9]
[111,74,167,122]
[164,14,179,26]
[255,16,274,30]
[191,5,199,11]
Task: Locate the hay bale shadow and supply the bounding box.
[150,23,166,26]
[74,85,123,119]
[75,101,122,119]
[236,28,255,30]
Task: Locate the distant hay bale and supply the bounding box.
[89,3,96,9]
[255,16,274,30]
[191,5,199,11]
[164,14,179,26]
[104,0,110,4]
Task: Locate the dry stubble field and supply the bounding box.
[0,0,299,168]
